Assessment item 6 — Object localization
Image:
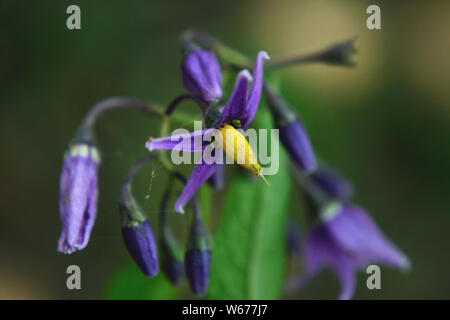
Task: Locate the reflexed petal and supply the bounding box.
[241,51,270,128]
[334,260,357,300]
[174,163,217,213]
[216,70,251,126]
[145,129,213,152]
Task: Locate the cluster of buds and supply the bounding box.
[56,29,409,299]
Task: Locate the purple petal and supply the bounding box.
[181,50,222,103]
[174,163,217,213]
[216,70,251,127]
[145,129,213,152]
[241,51,270,128]
[334,261,357,300]
[326,205,410,269]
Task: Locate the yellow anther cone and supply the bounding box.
[214,124,269,185]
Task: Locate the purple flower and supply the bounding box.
[147,51,270,213]
[122,220,159,277]
[57,142,100,254]
[185,249,211,296]
[279,119,317,172]
[181,49,223,103]
[311,164,354,200]
[291,203,410,300]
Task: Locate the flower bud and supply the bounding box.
[121,219,159,277]
[279,120,317,172]
[181,49,223,103]
[186,249,211,297]
[265,84,317,172]
[58,141,100,254]
[185,208,211,296]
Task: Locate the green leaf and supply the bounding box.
[104,259,177,300]
[208,108,291,299]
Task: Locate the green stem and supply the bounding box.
[181,29,251,67]
[77,97,159,141]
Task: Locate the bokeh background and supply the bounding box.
[1,0,449,299]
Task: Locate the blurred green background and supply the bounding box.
[1,0,449,299]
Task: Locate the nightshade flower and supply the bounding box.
[58,142,100,254]
[181,49,223,103]
[147,51,270,213]
[264,83,317,172]
[291,202,410,300]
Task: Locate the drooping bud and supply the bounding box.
[57,98,157,254]
[311,163,354,200]
[119,156,159,277]
[264,83,317,172]
[121,219,159,277]
[181,49,223,103]
[159,187,184,285]
[185,200,211,296]
[58,141,101,254]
